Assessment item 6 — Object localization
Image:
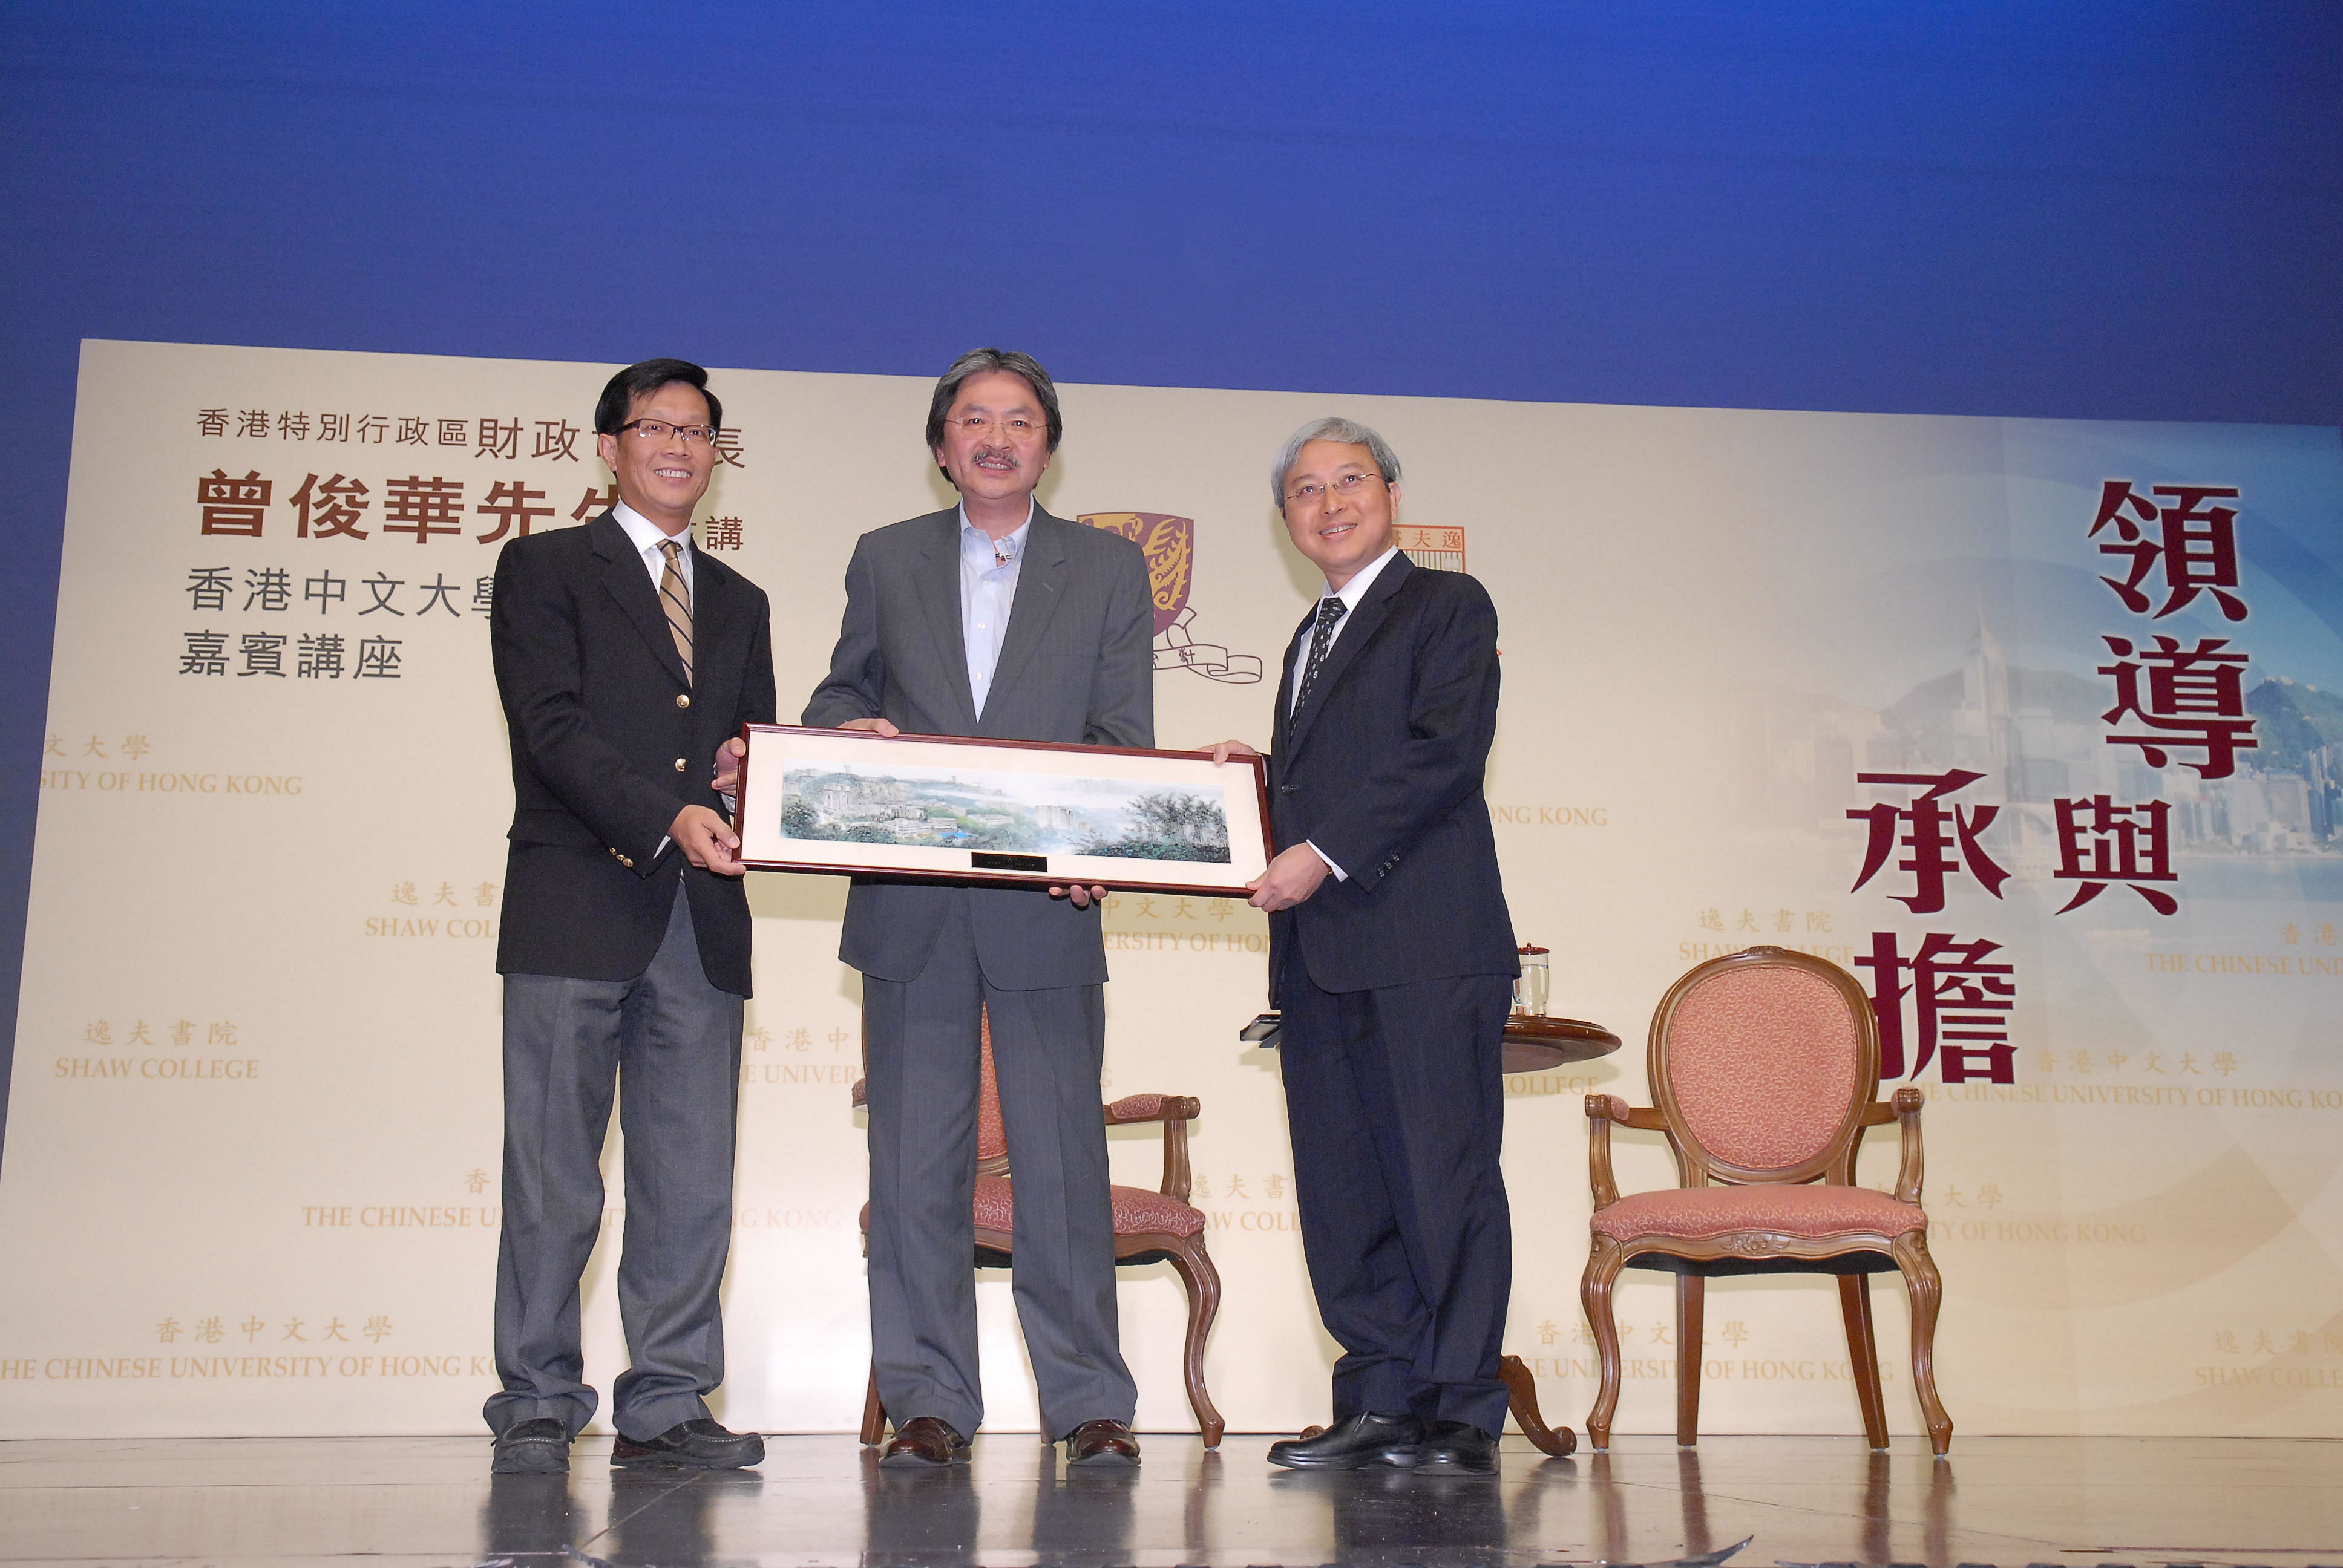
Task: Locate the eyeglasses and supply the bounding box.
[949,414,1041,437]
[1285,471,1383,507]
[618,419,719,446]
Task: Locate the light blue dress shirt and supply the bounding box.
[959,501,1032,720]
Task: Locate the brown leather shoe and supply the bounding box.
[1063,1418,1140,1467]
[880,1416,971,1468]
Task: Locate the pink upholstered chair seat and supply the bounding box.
[972,1175,1014,1232]
[1591,1183,1925,1244]
[862,1178,1206,1241]
[1110,1184,1207,1238]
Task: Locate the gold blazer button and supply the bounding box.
[676,694,691,709]
[674,757,688,772]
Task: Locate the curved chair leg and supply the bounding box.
[1500,1354,1576,1457]
[1838,1274,1889,1449]
[1582,1236,1627,1450]
[1891,1233,1953,1454]
[1675,1274,1704,1447]
[1165,1238,1226,1449]
[859,1359,886,1448]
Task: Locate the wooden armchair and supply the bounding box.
[852,1007,1225,1448]
[1577,946,1950,1453]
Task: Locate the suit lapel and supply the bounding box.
[1286,550,1415,756]
[911,512,980,730]
[690,545,732,692]
[1270,607,1312,758]
[592,511,689,690]
[981,509,1070,731]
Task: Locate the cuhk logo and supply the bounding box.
[1078,511,1262,685]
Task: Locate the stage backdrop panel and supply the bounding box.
[2,340,2339,1439]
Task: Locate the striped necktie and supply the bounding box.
[1293,596,1346,714]
[658,538,693,685]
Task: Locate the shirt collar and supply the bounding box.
[958,498,1034,563]
[1323,544,1401,612]
[612,499,690,558]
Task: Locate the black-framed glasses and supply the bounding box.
[618,419,719,446]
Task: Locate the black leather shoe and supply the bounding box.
[1267,1411,1423,1469]
[880,1416,972,1468]
[490,1417,571,1475]
[1415,1419,1499,1475]
[611,1417,764,1470]
[1063,1418,1141,1467]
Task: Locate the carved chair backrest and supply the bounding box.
[1648,947,1880,1188]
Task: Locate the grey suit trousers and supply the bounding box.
[861,889,1136,1439]
[486,883,744,1442]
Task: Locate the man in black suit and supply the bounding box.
[483,359,775,1475]
[804,348,1155,1469]
[1213,417,1518,1475]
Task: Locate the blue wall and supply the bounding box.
[3,1,2339,1158]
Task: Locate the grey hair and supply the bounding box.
[1271,417,1401,511]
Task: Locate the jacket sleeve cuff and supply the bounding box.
[1305,840,1348,883]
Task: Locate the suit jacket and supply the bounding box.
[491,510,778,995]
[802,505,1155,990]
[1266,552,1516,999]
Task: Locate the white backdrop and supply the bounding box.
[4,340,2340,1438]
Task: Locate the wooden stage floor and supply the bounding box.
[1,1433,2339,1567]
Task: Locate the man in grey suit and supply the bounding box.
[804,347,1155,1468]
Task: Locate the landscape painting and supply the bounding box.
[779,759,1232,863]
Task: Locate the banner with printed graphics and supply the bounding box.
[2,339,2339,1438]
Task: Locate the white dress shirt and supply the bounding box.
[959,499,1033,720]
[611,501,706,851]
[1286,544,1401,712]
[612,500,696,595]
[1286,544,1404,881]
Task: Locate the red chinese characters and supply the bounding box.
[1853,932,2016,1085]
[2051,796,2177,915]
[198,470,270,537]
[2097,633,2258,780]
[2088,480,2247,621]
[381,477,464,544]
[1846,769,2010,915]
[474,480,555,544]
[289,474,370,541]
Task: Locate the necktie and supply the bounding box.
[1294,596,1347,714]
[658,539,693,685]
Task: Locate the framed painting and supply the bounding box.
[734,725,1273,895]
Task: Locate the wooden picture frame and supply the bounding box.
[735,724,1273,896]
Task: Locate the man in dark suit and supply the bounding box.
[483,359,775,1475]
[804,348,1155,1468]
[1213,417,1518,1475]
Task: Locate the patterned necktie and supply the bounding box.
[1294,596,1347,714]
[658,538,693,685]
